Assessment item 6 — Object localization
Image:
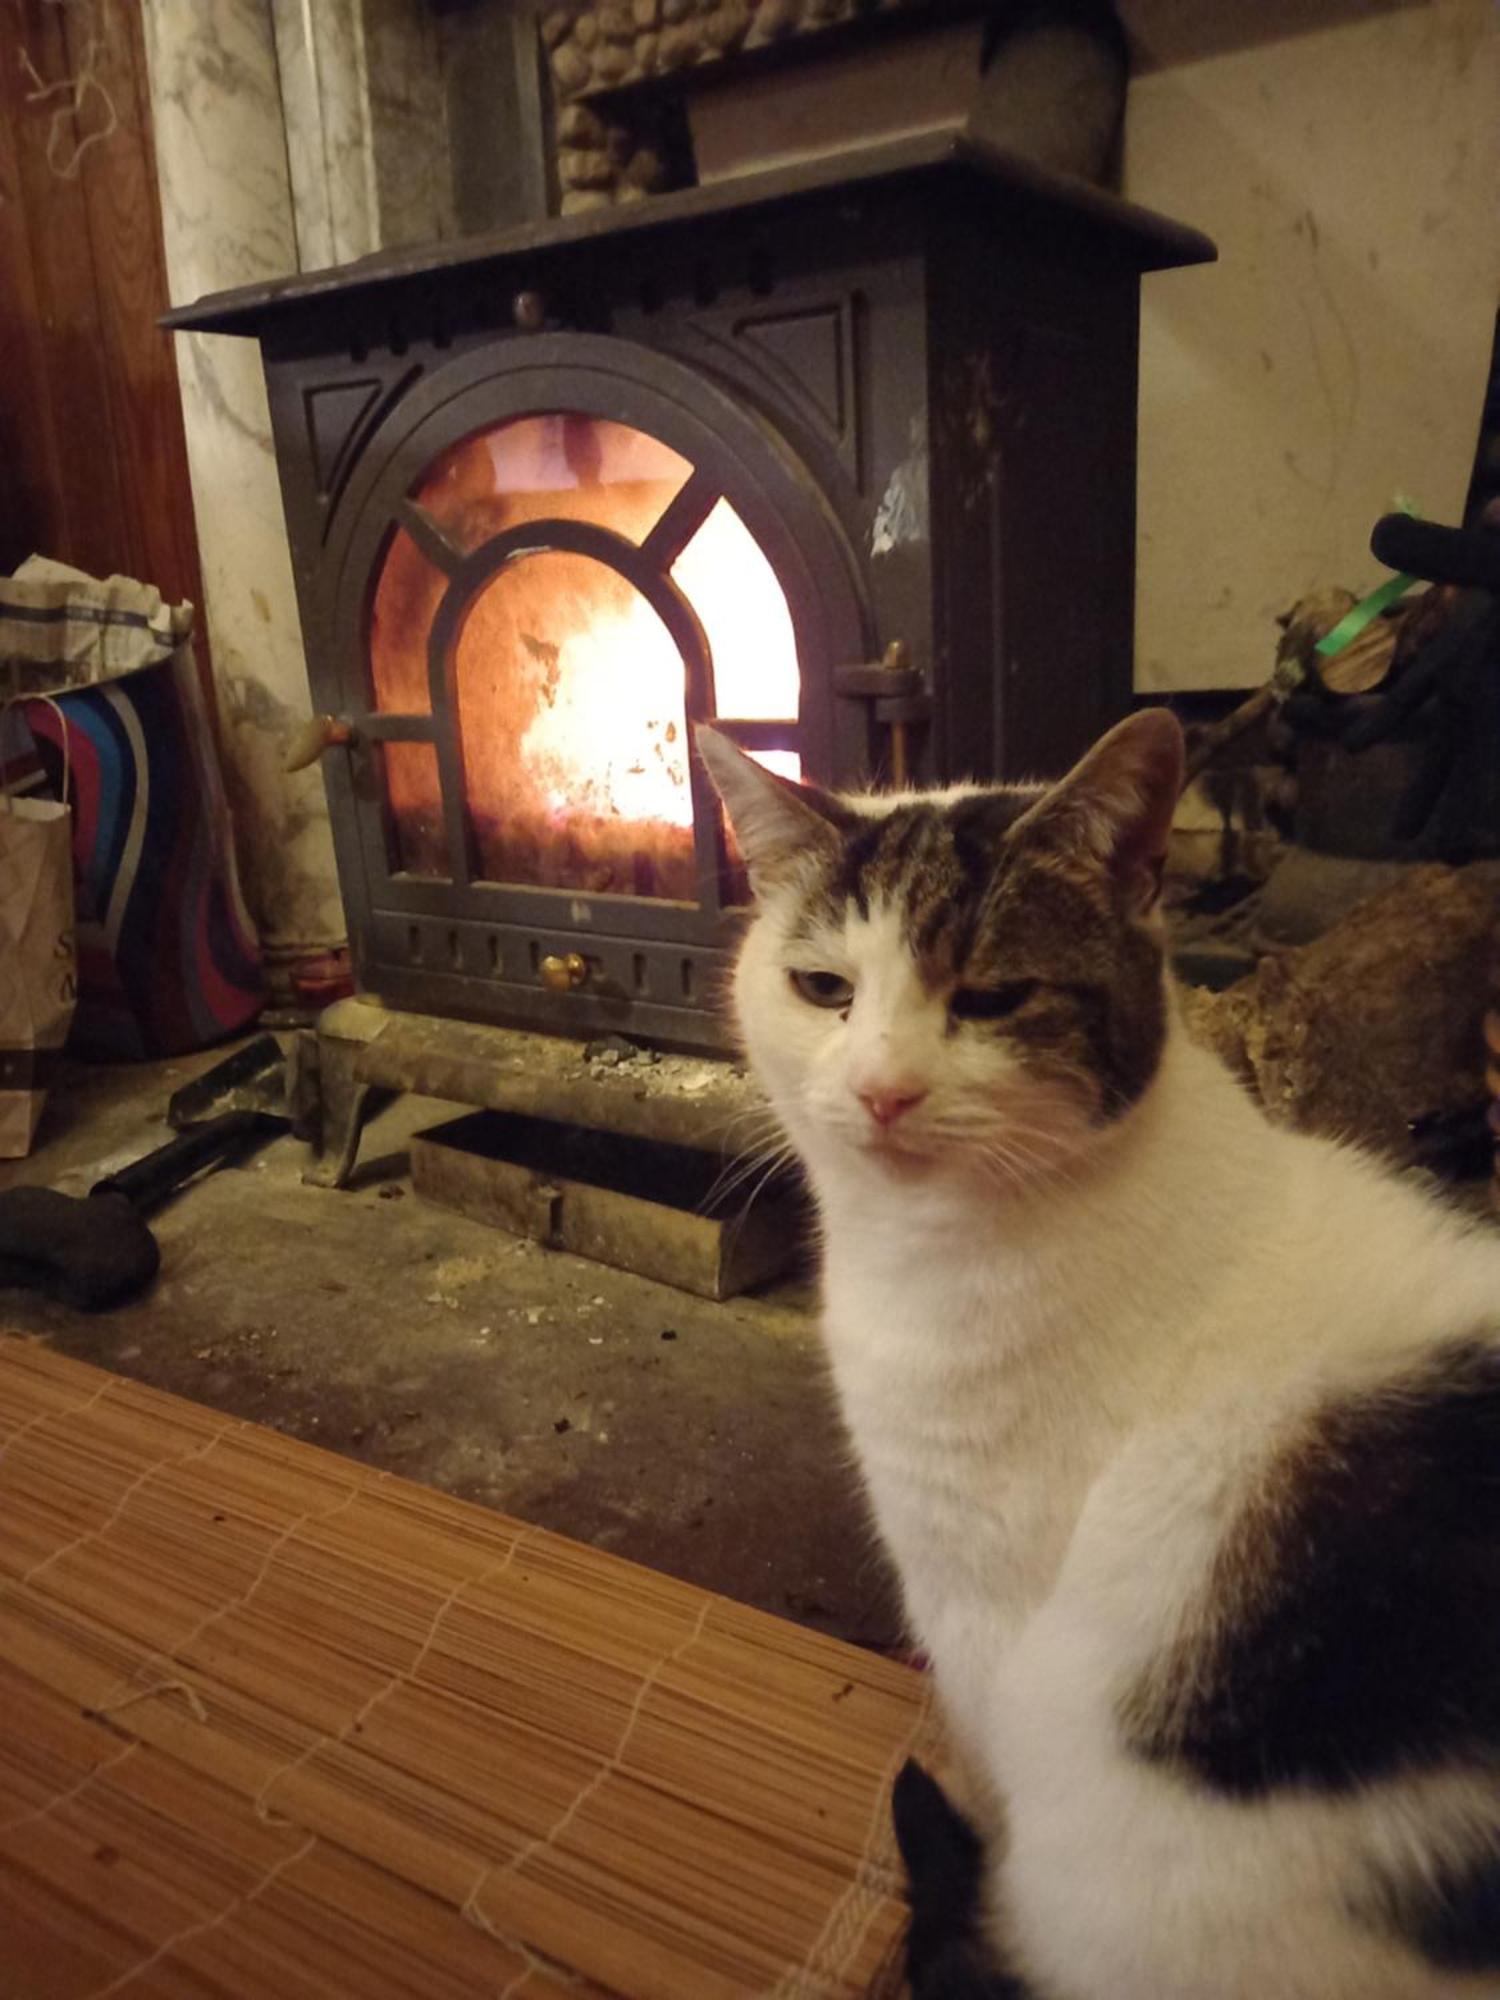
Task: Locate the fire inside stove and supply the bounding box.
[368,414,801,901]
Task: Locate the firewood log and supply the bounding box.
[1181,860,1500,1166]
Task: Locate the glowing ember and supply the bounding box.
[453,549,695,896]
[514,567,693,830]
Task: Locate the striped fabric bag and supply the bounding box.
[1,561,263,1060]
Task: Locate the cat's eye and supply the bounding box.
[790,969,854,1009]
[950,980,1038,1023]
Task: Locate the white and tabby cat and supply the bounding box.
[699,711,1500,2000]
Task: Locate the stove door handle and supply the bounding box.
[285,713,353,773]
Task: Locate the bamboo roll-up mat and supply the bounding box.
[0,1340,935,1999]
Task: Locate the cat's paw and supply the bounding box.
[892,1759,1031,1999]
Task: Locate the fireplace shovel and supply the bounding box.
[0,1109,287,1312]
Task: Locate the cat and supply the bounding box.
[697,711,1500,2000]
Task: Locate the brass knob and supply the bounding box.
[285,714,352,773]
[539,951,588,993]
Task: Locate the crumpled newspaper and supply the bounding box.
[0,555,195,699]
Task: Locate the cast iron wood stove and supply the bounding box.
[169,134,1212,1058]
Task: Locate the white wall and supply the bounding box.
[1125,0,1499,691]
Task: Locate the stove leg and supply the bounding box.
[304,1033,377,1189]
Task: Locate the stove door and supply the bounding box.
[322,334,866,1050]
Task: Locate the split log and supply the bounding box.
[1181,860,1500,1165]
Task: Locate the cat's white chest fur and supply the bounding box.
[817,1178,1169,1791]
[827,1255,1076,1784]
[824,1231,1081,1633]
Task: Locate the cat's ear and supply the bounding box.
[695,728,850,891]
[1015,708,1184,914]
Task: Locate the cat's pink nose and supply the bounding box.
[857,1085,928,1128]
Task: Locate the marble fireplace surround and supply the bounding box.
[141,0,458,981]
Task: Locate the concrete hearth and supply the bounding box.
[0,1042,901,1654]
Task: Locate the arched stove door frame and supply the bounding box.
[319,332,870,1048]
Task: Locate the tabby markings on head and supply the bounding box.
[789,787,1170,1121]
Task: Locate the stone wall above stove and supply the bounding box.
[542,0,920,103]
[542,0,961,211]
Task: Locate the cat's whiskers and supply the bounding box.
[705,1093,790,1159]
[955,1117,1091,1199]
[701,1134,799,1216]
[699,1088,808,1218]
[792,1083,1096,1196]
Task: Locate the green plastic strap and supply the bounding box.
[1315,495,1421,660]
[1314,570,1418,659]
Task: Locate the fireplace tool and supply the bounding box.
[0,1109,287,1310]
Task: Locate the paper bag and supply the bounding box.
[0,791,76,1156]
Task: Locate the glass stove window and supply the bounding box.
[380,742,449,877]
[671,498,800,722]
[370,529,442,715]
[748,750,802,782]
[365,412,803,906]
[414,415,692,553]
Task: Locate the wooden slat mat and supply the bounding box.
[0,1340,934,1998]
